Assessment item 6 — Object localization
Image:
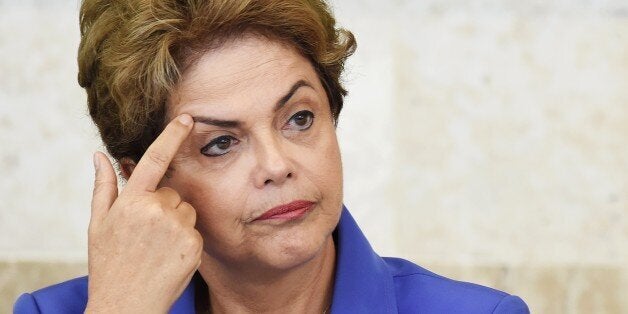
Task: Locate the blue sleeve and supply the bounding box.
[492,295,530,314]
[14,293,41,314]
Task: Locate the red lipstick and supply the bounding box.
[256,200,315,221]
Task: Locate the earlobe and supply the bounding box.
[119,157,137,180]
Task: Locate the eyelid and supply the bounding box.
[194,130,229,146]
[279,93,319,116]
[193,128,240,141]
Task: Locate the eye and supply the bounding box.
[285,110,314,131]
[200,135,239,157]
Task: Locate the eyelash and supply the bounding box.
[200,135,239,157]
[284,110,315,131]
[199,110,315,157]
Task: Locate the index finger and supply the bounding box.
[125,114,193,192]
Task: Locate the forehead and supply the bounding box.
[168,35,321,116]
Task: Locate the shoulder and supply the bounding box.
[383,257,529,314]
[14,276,88,314]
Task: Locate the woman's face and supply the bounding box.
[164,35,343,270]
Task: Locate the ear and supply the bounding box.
[119,157,137,181]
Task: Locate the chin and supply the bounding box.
[258,226,332,271]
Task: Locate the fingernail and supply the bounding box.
[93,153,100,172]
[178,114,193,126]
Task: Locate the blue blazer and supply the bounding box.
[15,207,529,313]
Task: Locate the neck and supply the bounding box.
[197,236,336,314]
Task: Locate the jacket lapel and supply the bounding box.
[329,206,398,313]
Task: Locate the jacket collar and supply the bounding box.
[171,206,398,313]
[329,205,398,313]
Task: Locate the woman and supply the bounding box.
[15,0,529,313]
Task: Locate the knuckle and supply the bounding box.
[93,179,116,192]
[157,186,177,195]
[145,196,164,208]
[180,202,197,224]
[145,205,163,220]
[183,230,202,249]
[176,231,202,267]
[125,199,162,220]
[191,233,203,252]
[146,149,170,167]
[179,201,194,213]
[156,187,181,202]
[168,219,183,232]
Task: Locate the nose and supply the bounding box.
[252,134,294,188]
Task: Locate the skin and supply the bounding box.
[87,117,201,313]
[86,34,344,313]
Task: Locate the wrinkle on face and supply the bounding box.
[171,41,304,114]
[161,34,343,270]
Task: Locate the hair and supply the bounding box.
[78,0,356,163]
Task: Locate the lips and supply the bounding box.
[255,200,315,221]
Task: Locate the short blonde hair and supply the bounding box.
[78,0,356,162]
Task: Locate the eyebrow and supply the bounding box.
[191,79,313,128]
[192,116,240,128]
[276,79,312,111]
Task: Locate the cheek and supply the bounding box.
[297,128,343,196]
[313,127,342,174]
[169,160,250,221]
[169,166,253,253]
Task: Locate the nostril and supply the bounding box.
[262,171,293,186]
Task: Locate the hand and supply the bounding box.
[85,114,202,313]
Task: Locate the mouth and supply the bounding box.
[255,200,315,221]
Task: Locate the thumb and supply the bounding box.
[91,152,118,222]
